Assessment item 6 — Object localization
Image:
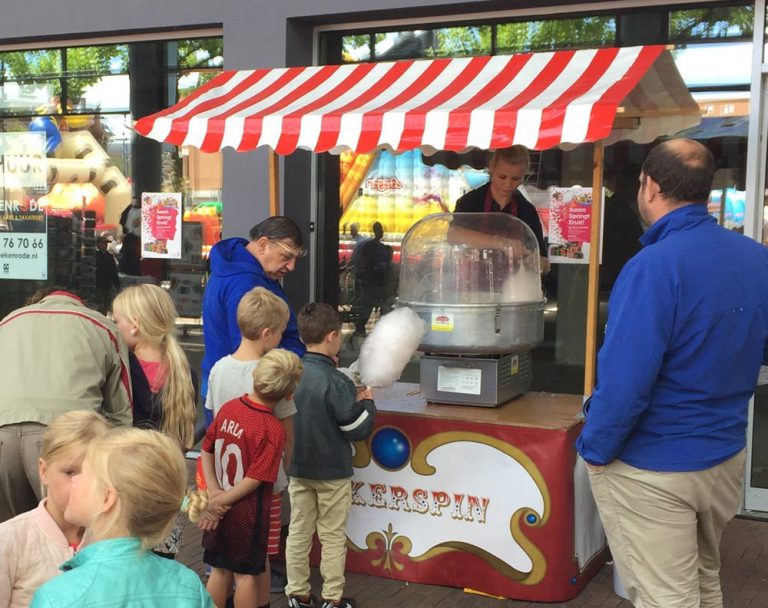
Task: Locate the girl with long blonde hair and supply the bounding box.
[112,284,198,558]
[112,284,197,450]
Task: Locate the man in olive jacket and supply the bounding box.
[0,289,132,522]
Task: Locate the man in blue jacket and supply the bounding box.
[577,138,768,608]
[202,216,307,424]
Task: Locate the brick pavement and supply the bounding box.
[178,512,768,607]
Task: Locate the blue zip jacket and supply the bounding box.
[577,204,768,471]
[202,237,305,397]
[31,537,213,607]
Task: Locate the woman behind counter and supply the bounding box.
[453,145,550,274]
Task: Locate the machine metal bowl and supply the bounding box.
[401,300,545,355]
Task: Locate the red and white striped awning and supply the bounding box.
[134,45,700,155]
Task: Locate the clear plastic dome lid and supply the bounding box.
[398,212,543,305]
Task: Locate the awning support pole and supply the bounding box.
[269,150,280,216]
[583,140,604,397]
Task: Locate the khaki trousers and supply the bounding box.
[0,422,46,523]
[285,477,352,601]
[588,450,746,608]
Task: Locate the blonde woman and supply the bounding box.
[30,427,212,607]
[453,145,550,274]
[112,284,198,557]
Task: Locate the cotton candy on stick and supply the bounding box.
[358,307,426,388]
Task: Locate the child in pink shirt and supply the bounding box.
[0,411,109,608]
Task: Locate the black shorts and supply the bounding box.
[203,548,267,575]
[202,484,271,575]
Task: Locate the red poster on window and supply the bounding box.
[141,192,182,259]
[547,187,602,265]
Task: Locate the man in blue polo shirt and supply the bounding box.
[577,138,768,608]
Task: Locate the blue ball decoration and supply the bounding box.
[28,116,62,155]
[526,513,538,525]
[570,576,578,585]
[371,427,410,470]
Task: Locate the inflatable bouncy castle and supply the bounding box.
[29,117,131,229]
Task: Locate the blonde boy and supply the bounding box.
[201,350,302,608]
[205,286,295,602]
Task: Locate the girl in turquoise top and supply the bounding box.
[0,410,109,608]
[31,427,212,608]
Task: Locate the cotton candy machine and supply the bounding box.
[398,212,545,406]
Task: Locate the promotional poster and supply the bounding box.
[547,187,604,265]
[141,192,182,259]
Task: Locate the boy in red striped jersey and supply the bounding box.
[199,349,303,608]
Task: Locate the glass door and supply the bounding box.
[744,107,768,510]
[745,0,768,513]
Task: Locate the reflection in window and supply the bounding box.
[374,31,434,60]
[0,81,54,115]
[431,26,492,57]
[0,50,62,80]
[671,42,751,88]
[79,75,130,113]
[65,45,128,77]
[176,39,224,96]
[496,16,616,54]
[177,38,223,70]
[342,35,370,63]
[65,45,128,111]
[669,4,753,41]
[178,71,217,100]
[0,45,129,114]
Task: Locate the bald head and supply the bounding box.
[641,138,715,205]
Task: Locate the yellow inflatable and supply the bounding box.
[48,131,130,226]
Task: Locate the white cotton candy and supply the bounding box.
[501,270,543,302]
[337,360,361,387]
[358,306,426,388]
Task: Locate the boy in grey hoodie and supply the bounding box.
[285,303,375,608]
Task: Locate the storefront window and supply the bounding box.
[323,5,753,396]
[0,36,223,318]
[1,46,129,113]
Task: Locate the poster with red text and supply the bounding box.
[547,187,602,265]
[141,192,182,259]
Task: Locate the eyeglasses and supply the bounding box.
[269,238,307,259]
